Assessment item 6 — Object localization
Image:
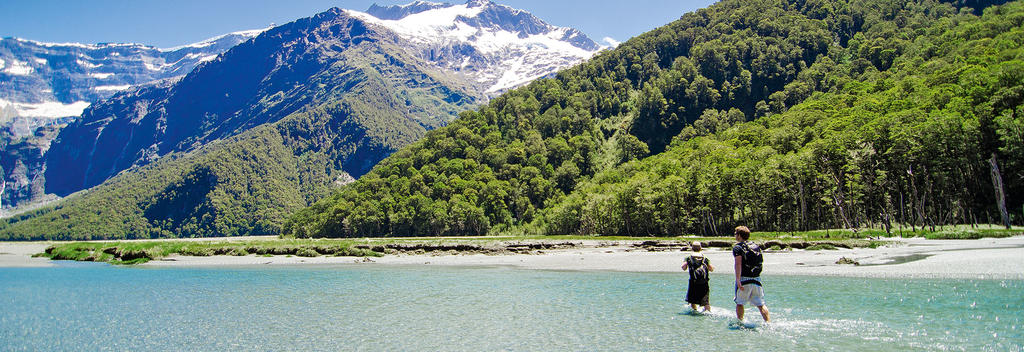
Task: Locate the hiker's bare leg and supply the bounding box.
[736,305,744,321]
[703,304,711,312]
[690,303,698,311]
[758,305,770,322]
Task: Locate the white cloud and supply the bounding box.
[602,37,620,48]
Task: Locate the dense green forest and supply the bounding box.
[285,0,1022,238]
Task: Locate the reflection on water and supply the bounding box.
[859,253,934,266]
[0,262,1021,351]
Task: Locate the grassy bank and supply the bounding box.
[35,227,1021,265]
[748,226,1023,241]
[38,239,382,265]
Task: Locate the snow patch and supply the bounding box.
[77,60,102,69]
[159,26,270,52]
[93,85,131,92]
[0,99,90,118]
[347,2,599,93]
[143,60,167,71]
[15,38,101,50]
[14,38,150,51]
[34,57,48,65]
[184,53,219,62]
[3,59,33,76]
[90,73,114,79]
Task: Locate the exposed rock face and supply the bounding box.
[350,0,602,95]
[0,125,61,210]
[366,1,450,20]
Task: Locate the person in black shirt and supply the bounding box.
[733,226,770,322]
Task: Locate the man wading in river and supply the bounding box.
[733,226,770,322]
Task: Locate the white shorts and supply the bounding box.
[734,278,765,307]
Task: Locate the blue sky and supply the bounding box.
[0,0,716,48]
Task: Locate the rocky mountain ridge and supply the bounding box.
[0,30,266,136]
[351,0,602,94]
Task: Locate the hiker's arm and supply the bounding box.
[681,261,688,270]
[707,262,714,272]
[734,255,743,290]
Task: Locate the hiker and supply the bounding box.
[733,226,770,322]
[681,241,714,312]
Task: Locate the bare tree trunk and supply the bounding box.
[709,211,719,236]
[899,191,906,237]
[881,210,892,235]
[989,153,1012,229]
[908,166,924,231]
[798,180,807,231]
[829,173,854,230]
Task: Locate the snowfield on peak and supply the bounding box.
[0,29,264,127]
[159,27,270,52]
[0,99,90,120]
[348,1,602,94]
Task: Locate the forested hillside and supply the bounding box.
[285,0,1022,238]
[544,0,1024,235]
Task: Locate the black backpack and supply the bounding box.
[739,242,763,277]
[688,256,709,283]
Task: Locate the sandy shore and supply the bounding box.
[3,236,1023,279]
[0,242,53,267]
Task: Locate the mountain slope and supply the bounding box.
[43,8,479,197]
[282,0,1020,238]
[0,91,423,239]
[41,0,599,200]
[0,1,599,240]
[0,29,263,209]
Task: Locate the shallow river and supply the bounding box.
[1,262,1021,351]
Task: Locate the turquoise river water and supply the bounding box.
[1,262,1021,351]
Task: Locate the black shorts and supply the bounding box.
[686,280,710,306]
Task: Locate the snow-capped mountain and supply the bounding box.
[0,29,266,137]
[3,1,602,214]
[351,0,602,94]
